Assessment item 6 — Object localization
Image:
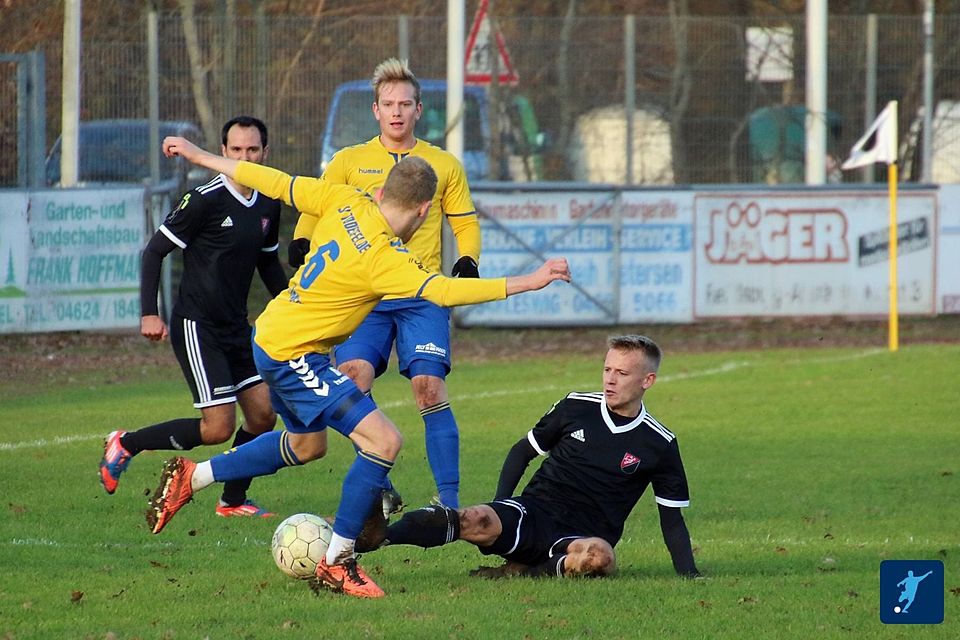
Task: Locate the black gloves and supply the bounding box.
[451,256,479,278]
[287,237,310,269]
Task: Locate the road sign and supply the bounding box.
[464,0,519,85]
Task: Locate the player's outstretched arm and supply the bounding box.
[384,251,569,309]
[505,258,570,296]
[163,136,240,177]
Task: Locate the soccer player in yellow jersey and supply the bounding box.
[289,58,479,511]
[148,135,570,599]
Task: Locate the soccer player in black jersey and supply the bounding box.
[364,335,700,579]
[99,116,288,518]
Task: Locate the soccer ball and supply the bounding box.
[271,513,333,579]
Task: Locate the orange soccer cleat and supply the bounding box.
[146,456,196,534]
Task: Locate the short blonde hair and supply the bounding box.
[607,335,662,372]
[371,57,421,104]
[382,156,437,209]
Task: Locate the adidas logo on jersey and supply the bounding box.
[220,216,234,227]
[571,429,585,442]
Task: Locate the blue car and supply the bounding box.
[45,119,206,191]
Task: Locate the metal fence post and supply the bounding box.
[148,6,161,186]
[624,15,635,186]
[255,1,267,119]
[28,49,45,188]
[921,0,934,183]
[399,14,410,63]
[862,14,877,183]
[16,56,27,187]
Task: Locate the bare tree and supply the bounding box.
[179,0,218,147]
[270,0,326,119]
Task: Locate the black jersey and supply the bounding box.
[521,391,690,546]
[159,174,281,328]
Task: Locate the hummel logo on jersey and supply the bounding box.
[220,216,234,227]
[571,429,585,442]
[289,356,329,397]
[415,342,447,357]
[620,452,641,474]
[359,168,384,175]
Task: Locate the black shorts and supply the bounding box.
[169,313,261,408]
[479,496,585,566]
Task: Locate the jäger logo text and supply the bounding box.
[704,202,849,264]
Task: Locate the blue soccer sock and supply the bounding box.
[363,390,395,493]
[209,431,302,483]
[220,426,262,506]
[352,441,395,493]
[421,402,460,508]
[332,450,393,540]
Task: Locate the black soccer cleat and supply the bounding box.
[355,506,389,553]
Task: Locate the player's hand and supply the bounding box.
[287,237,311,269]
[505,258,570,296]
[532,258,570,288]
[162,136,202,162]
[451,256,479,278]
[140,315,168,342]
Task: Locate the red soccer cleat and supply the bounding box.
[146,457,196,534]
[99,430,132,494]
[312,557,385,599]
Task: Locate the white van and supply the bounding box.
[569,105,674,185]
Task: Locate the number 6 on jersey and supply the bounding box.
[299,240,340,289]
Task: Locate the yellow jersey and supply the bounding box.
[234,162,506,361]
[298,136,480,275]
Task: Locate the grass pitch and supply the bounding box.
[0,338,957,639]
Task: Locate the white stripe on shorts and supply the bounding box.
[183,318,211,405]
[235,374,262,392]
[495,499,527,556]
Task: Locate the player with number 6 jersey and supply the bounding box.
[148,135,570,598]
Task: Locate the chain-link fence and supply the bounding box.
[4,12,960,188]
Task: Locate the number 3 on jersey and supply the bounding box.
[299,240,340,289]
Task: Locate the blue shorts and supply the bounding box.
[252,336,376,437]
[333,298,451,379]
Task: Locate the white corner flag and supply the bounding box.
[841,100,898,169]
[841,99,902,352]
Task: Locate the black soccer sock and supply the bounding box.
[120,418,203,455]
[220,426,260,506]
[384,505,460,548]
[521,554,567,578]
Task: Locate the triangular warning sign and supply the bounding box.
[464,0,519,86]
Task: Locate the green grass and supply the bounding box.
[1,343,958,639]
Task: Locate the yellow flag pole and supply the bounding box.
[887,161,899,352]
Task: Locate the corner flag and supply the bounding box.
[841,99,901,352]
[842,100,898,169]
